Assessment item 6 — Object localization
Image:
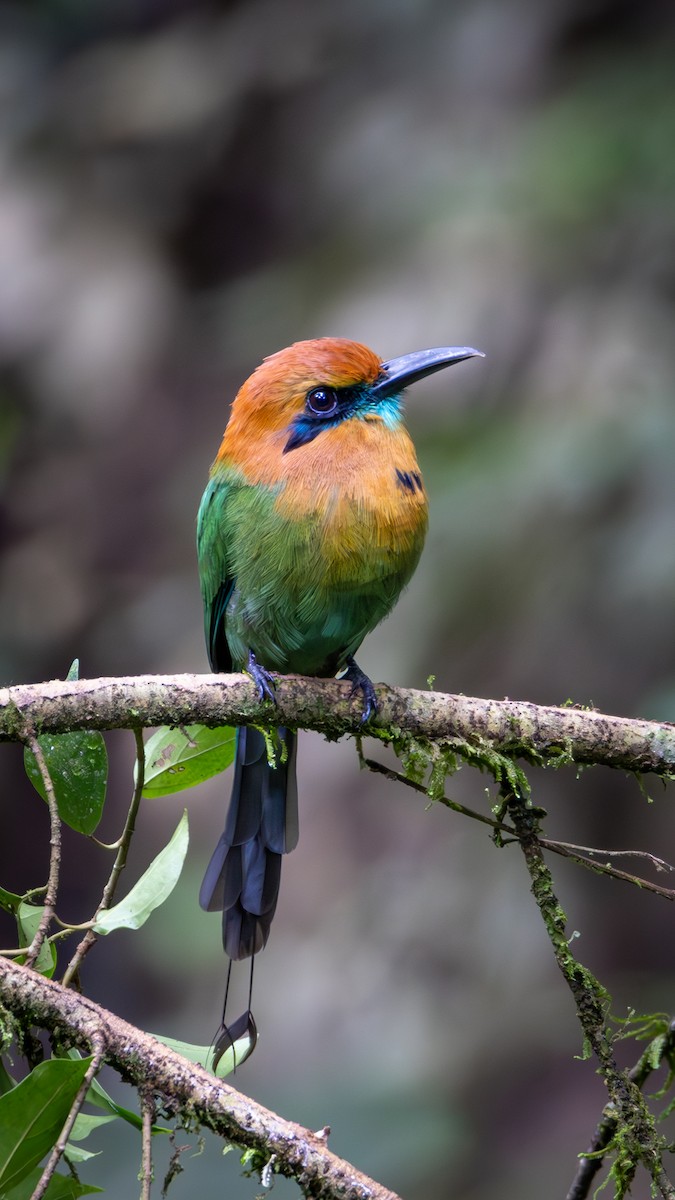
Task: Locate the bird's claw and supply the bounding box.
[344,656,378,724]
[246,650,276,704]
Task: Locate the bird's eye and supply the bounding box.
[306,387,339,417]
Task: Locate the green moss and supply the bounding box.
[2,697,25,742]
[381,726,534,807]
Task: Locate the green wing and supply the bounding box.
[197,473,237,673]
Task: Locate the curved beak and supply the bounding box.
[371,345,484,400]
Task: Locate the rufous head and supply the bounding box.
[218,336,483,457]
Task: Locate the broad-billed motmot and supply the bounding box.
[197,338,483,1038]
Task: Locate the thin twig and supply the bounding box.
[22,734,61,970]
[548,843,675,874]
[362,755,508,831]
[139,1090,155,1200]
[61,728,146,988]
[652,1163,675,1200]
[363,756,675,901]
[30,1033,105,1200]
[538,837,675,902]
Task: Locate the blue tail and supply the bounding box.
[199,726,298,960]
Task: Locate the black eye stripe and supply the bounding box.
[284,382,371,453]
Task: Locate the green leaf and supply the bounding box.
[0,1059,17,1096]
[85,1083,169,1135]
[61,1052,170,1135]
[0,886,21,914]
[92,811,189,934]
[2,1166,102,1198]
[82,1077,142,1129]
[60,1143,99,1164]
[141,725,236,798]
[0,1057,91,1194]
[24,731,108,836]
[60,1054,141,1132]
[150,1031,253,1078]
[15,903,57,978]
[69,1113,116,1142]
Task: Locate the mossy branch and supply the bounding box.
[567,1020,675,1200]
[0,956,402,1200]
[1,672,674,776]
[3,671,675,1196]
[504,786,675,1198]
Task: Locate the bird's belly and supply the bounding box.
[227,489,427,676]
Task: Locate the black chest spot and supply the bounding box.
[395,468,423,494]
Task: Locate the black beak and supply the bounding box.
[371,345,484,400]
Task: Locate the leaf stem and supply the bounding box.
[22,734,61,970]
[61,728,146,988]
[30,1035,105,1200]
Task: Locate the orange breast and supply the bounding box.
[237,414,425,546]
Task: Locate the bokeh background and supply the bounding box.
[2,0,675,1196]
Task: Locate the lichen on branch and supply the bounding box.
[1,673,673,777]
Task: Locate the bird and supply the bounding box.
[197,337,483,995]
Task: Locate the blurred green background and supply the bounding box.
[1,0,675,1196]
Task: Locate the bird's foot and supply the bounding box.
[344,656,378,724]
[246,649,276,703]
